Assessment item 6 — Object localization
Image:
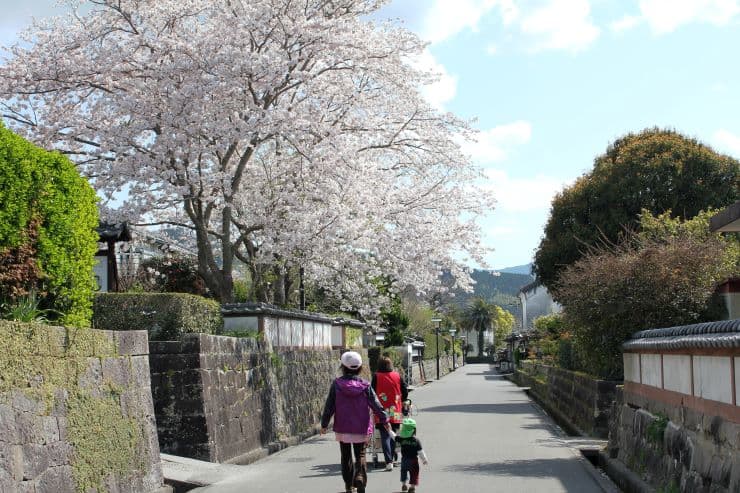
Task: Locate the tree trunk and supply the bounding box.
[478,329,484,357]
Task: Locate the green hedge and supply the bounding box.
[367,346,405,373]
[0,124,99,326]
[92,293,222,340]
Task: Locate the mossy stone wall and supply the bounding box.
[515,360,617,438]
[608,388,740,492]
[0,321,168,493]
[149,334,366,463]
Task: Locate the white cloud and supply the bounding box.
[638,0,740,34]
[461,121,532,163]
[482,168,566,212]
[420,0,494,44]
[409,50,459,110]
[419,0,519,44]
[610,15,642,33]
[712,129,740,157]
[485,43,498,55]
[520,0,600,52]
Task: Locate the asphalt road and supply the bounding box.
[192,364,615,493]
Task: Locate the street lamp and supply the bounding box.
[460,335,467,366]
[449,328,457,370]
[431,317,442,380]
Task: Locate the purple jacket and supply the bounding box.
[321,375,388,435]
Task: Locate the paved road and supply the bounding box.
[192,364,615,493]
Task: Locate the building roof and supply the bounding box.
[623,319,740,351]
[709,200,740,232]
[221,302,334,323]
[97,222,132,242]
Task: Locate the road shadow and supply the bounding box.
[422,402,535,414]
[444,457,584,479]
[298,462,341,478]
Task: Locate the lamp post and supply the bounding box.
[449,328,457,370]
[460,335,466,366]
[431,317,442,380]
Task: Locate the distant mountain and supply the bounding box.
[442,269,534,328]
[497,263,533,276]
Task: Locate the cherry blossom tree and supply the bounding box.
[0,0,492,313]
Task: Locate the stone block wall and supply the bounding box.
[409,355,455,385]
[0,322,168,493]
[608,387,740,492]
[515,361,617,438]
[149,334,358,463]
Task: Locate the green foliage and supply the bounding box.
[1,291,60,323]
[233,278,252,303]
[557,338,580,371]
[492,305,515,349]
[92,292,223,340]
[534,128,739,292]
[554,212,738,379]
[380,292,409,347]
[403,297,436,335]
[345,327,363,347]
[647,414,669,447]
[0,124,99,326]
[422,331,442,360]
[533,313,566,338]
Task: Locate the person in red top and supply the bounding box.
[371,355,409,470]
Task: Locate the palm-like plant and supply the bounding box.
[462,298,495,357]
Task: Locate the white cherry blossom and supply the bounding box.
[0,0,494,315]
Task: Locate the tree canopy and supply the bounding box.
[0,0,492,315]
[533,128,739,292]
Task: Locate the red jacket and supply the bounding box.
[373,371,404,424]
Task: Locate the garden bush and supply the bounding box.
[0,124,98,326]
[92,292,222,340]
[554,212,738,379]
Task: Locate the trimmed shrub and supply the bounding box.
[0,124,99,326]
[92,292,222,340]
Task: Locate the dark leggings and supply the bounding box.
[340,441,367,490]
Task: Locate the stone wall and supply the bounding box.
[0,322,168,493]
[149,334,360,463]
[408,355,456,385]
[608,387,740,492]
[515,361,617,438]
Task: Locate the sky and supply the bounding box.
[2,0,740,271]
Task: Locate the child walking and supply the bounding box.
[396,418,428,493]
[321,351,390,493]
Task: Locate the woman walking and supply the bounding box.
[321,351,390,493]
[371,355,408,470]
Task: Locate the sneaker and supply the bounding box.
[401,484,408,492]
[385,462,394,471]
[353,479,365,493]
[408,487,416,493]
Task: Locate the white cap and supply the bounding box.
[340,351,363,370]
